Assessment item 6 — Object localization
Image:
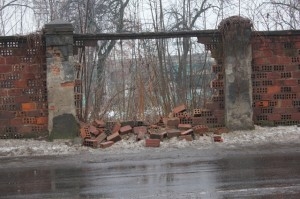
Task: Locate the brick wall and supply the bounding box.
[252,34,300,126]
[0,36,48,138]
[199,32,300,127]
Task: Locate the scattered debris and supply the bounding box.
[80,105,229,149]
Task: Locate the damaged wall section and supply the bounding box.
[44,20,79,138]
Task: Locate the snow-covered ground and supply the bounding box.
[0,125,299,157]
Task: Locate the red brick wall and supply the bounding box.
[252,34,300,126]
[0,37,48,138]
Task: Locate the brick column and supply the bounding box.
[44,20,79,138]
[219,16,254,130]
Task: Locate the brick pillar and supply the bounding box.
[219,16,254,130]
[44,20,79,138]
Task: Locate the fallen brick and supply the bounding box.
[80,126,91,139]
[179,135,193,141]
[213,135,223,142]
[89,125,100,136]
[166,117,180,128]
[133,126,147,135]
[93,119,106,128]
[95,132,107,143]
[100,141,114,149]
[83,139,98,148]
[145,139,160,147]
[181,129,193,135]
[173,104,186,114]
[166,129,181,138]
[193,125,209,135]
[178,123,192,130]
[149,130,167,141]
[136,131,145,141]
[107,132,122,142]
[112,122,121,133]
[119,125,132,135]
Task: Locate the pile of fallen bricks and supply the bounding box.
[80,104,228,149]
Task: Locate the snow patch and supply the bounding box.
[0,125,299,157]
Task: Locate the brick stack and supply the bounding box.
[252,35,300,126]
[0,37,48,138]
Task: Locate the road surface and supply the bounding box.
[0,143,300,199]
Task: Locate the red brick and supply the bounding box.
[119,125,132,135]
[80,126,91,139]
[93,119,106,128]
[179,135,193,141]
[192,117,206,126]
[60,81,75,87]
[0,65,12,73]
[172,104,186,114]
[112,122,121,133]
[136,131,145,141]
[10,118,23,126]
[267,72,281,79]
[268,113,281,121]
[107,132,122,142]
[256,100,269,107]
[0,111,15,119]
[178,124,192,130]
[291,113,300,120]
[21,102,36,111]
[36,117,48,125]
[181,129,193,135]
[193,125,209,135]
[267,86,281,94]
[14,95,30,103]
[7,89,22,96]
[292,71,300,78]
[6,57,21,64]
[277,100,293,108]
[149,131,166,141]
[166,117,180,128]
[133,126,147,135]
[145,139,160,147]
[166,129,181,138]
[213,135,223,142]
[89,125,100,136]
[100,141,114,149]
[95,132,107,143]
[83,139,98,148]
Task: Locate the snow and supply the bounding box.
[0,125,299,157]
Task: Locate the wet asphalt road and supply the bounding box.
[0,144,300,199]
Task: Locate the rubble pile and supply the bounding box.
[80,104,228,149]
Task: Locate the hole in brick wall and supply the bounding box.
[6,73,20,80]
[219,90,224,95]
[217,74,224,80]
[256,73,267,79]
[252,81,260,87]
[274,93,296,99]
[253,87,268,93]
[201,110,213,117]
[0,97,15,104]
[212,81,223,88]
[205,44,217,50]
[213,96,224,102]
[292,57,300,63]
[14,111,26,117]
[281,114,291,120]
[284,42,293,49]
[206,117,218,124]
[253,95,262,100]
[293,100,300,107]
[281,72,292,78]
[180,118,193,124]
[262,80,273,86]
[261,108,273,114]
[20,57,33,63]
[212,65,222,73]
[0,80,14,88]
[269,101,277,107]
[27,49,36,55]
[257,115,268,121]
[274,65,285,71]
[22,117,37,124]
[0,49,12,56]
[252,65,259,71]
[0,42,5,47]
[281,87,291,93]
[75,40,84,46]
[211,37,220,42]
[7,41,19,48]
[261,65,273,71]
